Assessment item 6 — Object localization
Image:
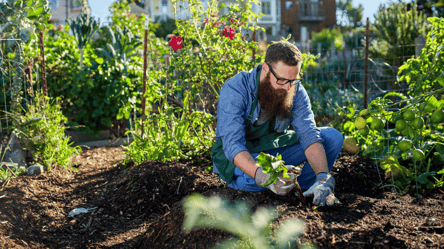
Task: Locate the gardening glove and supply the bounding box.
[254,166,296,196]
[302,172,339,206]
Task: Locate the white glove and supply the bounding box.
[302,172,339,206]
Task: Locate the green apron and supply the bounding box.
[211,70,299,183]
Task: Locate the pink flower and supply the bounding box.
[204,19,209,25]
[57,25,62,31]
[127,13,131,17]
[223,26,236,40]
[135,14,139,19]
[169,35,183,51]
[213,21,224,28]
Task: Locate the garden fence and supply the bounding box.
[0,32,425,133]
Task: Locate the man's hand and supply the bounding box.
[254,167,296,195]
[302,172,339,206]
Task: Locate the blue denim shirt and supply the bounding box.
[215,64,323,164]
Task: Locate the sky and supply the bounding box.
[89,0,406,26]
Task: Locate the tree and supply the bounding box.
[370,1,430,66]
[337,0,364,31]
[415,0,444,17]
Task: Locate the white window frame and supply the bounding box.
[262,0,271,15]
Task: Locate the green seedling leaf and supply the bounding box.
[418,172,436,185]
[256,152,289,187]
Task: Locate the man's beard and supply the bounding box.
[258,72,296,119]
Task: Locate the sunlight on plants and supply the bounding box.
[183,193,315,249]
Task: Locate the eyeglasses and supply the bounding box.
[265,62,302,86]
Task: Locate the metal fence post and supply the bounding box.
[364,18,369,109]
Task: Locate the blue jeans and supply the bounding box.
[213,127,343,192]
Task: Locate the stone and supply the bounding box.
[27,163,44,176]
[2,131,27,168]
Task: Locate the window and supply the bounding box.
[262,1,271,15]
[285,1,293,10]
[71,0,82,9]
[161,0,168,6]
[48,0,58,10]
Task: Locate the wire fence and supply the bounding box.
[300,42,423,118]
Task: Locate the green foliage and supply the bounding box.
[0,166,27,181]
[398,17,444,95]
[13,93,81,171]
[345,88,444,193]
[337,0,364,31]
[0,0,51,117]
[153,17,177,39]
[310,28,343,52]
[183,193,312,249]
[256,152,289,187]
[69,13,99,69]
[370,1,430,66]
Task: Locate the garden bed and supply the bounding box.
[0,146,443,248]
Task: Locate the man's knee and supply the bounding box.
[320,127,343,150]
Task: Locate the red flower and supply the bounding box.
[135,14,139,19]
[169,35,183,51]
[223,26,236,40]
[204,19,209,24]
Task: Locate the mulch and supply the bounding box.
[0,146,443,248]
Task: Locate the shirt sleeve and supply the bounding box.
[291,84,323,151]
[216,76,251,164]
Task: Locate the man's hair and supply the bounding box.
[264,41,302,67]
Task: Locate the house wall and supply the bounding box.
[280,0,336,42]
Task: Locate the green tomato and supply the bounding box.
[371,118,384,131]
[398,140,412,152]
[395,119,407,131]
[412,117,424,129]
[431,109,444,123]
[354,117,367,130]
[403,110,415,121]
[412,149,425,162]
[359,126,370,136]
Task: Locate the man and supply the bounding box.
[211,41,344,206]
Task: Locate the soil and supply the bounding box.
[0,146,443,249]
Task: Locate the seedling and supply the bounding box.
[256,152,308,206]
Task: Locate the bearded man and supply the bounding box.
[211,41,344,206]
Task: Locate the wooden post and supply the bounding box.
[141,28,148,138]
[39,30,47,98]
[364,18,369,109]
[342,41,347,89]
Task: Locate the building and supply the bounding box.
[280,0,336,42]
[48,0,91,26]
[130,0,335,44]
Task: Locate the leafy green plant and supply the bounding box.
[0,0,51,119]
[69,13,99,69]
[256,152,289,187]
[13,93,81,171]
[398,17,444,95]
[310,28,343,52]
[183,193,314,249]
[370,1,430,66]
[0,166,27,181]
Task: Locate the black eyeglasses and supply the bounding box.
[265,62,302,86]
